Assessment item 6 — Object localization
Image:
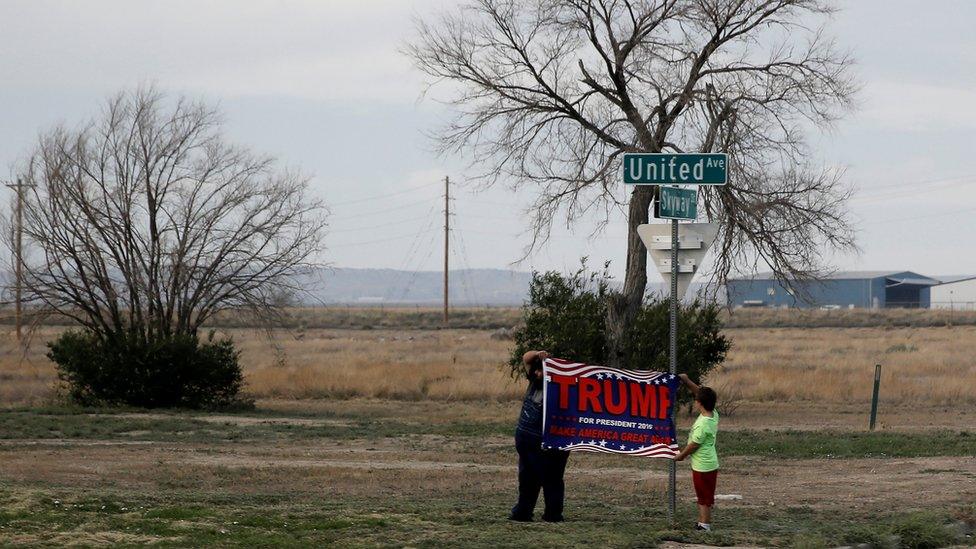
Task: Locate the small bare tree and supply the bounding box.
[407,0,858,365]
[8,87,326,343]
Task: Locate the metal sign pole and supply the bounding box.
[623,152,726,526]
[667,216,678,524]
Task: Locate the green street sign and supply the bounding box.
[655,186,697,220]
[622,153,727,185]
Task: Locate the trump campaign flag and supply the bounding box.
[542,358,680,458]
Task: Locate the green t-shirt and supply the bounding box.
[689,410,719,472]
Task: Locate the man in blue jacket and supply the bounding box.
[508,350,570,522]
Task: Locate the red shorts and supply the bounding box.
[692,469,718,506]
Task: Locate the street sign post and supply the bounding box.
[637,223,719,300]
[622,152,725,525]
[655,186,698,221]
[622,153,728,185]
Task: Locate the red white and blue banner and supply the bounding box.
[542,358,679,458]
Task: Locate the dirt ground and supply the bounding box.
[1,401,973,527]
[258,397,976,432]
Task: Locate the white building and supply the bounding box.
[928,276,976,310]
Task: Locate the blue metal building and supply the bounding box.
[726,271,939,309]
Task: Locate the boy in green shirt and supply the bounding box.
[673,373,719,532]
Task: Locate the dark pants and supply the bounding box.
[510,431,570,521]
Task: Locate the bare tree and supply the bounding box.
[406,0,858,365]
[7,87,326,343]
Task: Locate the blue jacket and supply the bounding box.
[515,380,544,438]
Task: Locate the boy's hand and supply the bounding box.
[678,373,700,396]
[671,453,685,461]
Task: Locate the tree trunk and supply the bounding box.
[605,186,654,367]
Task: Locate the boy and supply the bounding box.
[672,373,719,532]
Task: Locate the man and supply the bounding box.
[508,350,570,522]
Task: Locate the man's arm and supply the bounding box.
[679,373,700,397]
[522,350,549,365]
[672,441,700,461]
[522,350,549,379]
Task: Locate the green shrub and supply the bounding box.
[842,524,890,547]
[790,532,829,549]
[509,264,610,370]
[510,263,730,396]
[627,297,731,388]
[892,513,955,549]
[49,331,249,409]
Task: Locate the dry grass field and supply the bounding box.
[1,312,975,546]
[2,321,974,408]
[0,399,973,546]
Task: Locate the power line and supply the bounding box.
[326,180,441,207]
[328,227,438,248]
[327,214,433,233]
[864,204,976,226]
[327,197,435,221]
[397,230,440,301]
[451,225,478,305]
[857,173,975,192]
[461,227,625,240]
[388,204,439,294]
[851,177,976,203]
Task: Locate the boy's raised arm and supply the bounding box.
[679,373,700,397]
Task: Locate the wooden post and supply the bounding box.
[5,178,26,342]
[869,364,881,430]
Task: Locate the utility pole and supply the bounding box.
[5,178,26,342]
[443,175,450,327]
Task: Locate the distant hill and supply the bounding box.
[298,267,718,306]
[0,265,718,307]
[300,268,535,305]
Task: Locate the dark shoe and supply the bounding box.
[694,523,711,531]
[508,514,532,522]
[541,515,564,523]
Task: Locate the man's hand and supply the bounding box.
[522,350,549,380]
[522,350,550,364]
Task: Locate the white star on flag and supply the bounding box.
[599,440,608,447]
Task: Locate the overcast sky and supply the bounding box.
[2,0,975,282]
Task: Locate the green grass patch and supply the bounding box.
[719,429,976,459]
[891,513,959,549]
[2,409,974,459]
[0,484,967,548]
